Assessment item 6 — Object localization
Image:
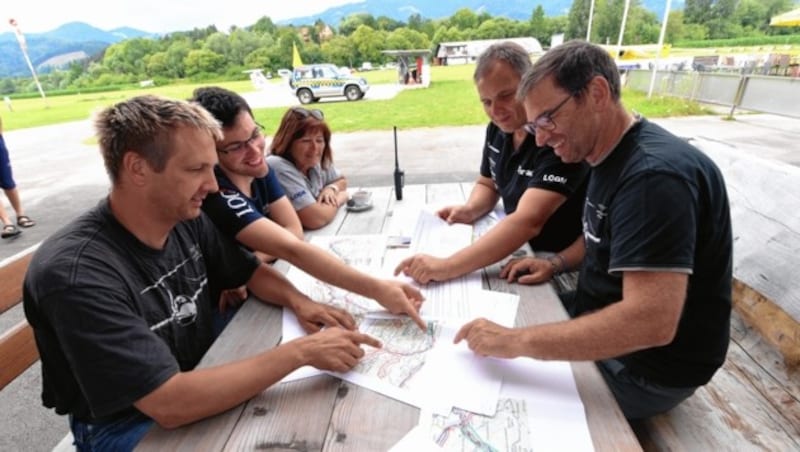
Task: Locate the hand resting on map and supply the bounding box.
[289,327,382,373]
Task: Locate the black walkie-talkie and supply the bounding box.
[393,126,404,200]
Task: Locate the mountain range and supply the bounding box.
[0,22,155,78]
[283,0,684,26]
[0,1,684,78]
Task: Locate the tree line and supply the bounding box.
[2,0,798,96]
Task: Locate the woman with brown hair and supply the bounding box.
[267,107,348,229]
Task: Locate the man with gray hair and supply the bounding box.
[396,41,588,285]
[456,40,733,420]
[23,95,387,450]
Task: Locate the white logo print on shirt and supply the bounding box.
[144,245,209,331]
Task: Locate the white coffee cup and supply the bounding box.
[350,190,372,206]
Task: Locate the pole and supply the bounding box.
[648,0,673,98]
[586,0,596,42]
[615,0,632,61]
[8,18,48,107]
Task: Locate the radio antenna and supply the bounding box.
[393,126,400,168]
[393,126,404,200]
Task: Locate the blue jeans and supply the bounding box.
[69,411,153,452]
[212,303,240,338]
[597,359,697,420]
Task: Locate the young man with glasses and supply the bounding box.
[395,41,589,285]
[456,40,733,420]
[191,87,425,331]
[192,87,303,262]
[23,95,385,450]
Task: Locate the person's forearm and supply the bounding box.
[246,264,311,310]
[517,272,686,362]
[462,181,499,222]
[514,296,672,361]
[448,213,541,278]
[298,203,340,230]
[552,236,585,273]
[326,176,347,194]
[136,340,307,428]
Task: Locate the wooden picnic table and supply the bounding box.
[136,183,640,452]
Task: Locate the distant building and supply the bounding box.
[298,24,335,43]
[434,37,543,66]
[299,27,312,43]
[318,25,334,42]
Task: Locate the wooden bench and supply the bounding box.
[0,247,75,451]
[629,140,800,449]
[0,248,38,391]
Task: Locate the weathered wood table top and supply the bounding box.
[137,183,641,452]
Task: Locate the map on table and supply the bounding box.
[284,229,508,412]
[301,271,384,319]
[429,398,533,452]
[311,234,387,268]
[355,318,441,388]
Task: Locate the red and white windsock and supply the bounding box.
[8,18,28,51]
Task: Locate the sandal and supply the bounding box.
[2,224,21,239]
[17,215,35,228]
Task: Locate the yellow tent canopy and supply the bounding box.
[770,8,800,27]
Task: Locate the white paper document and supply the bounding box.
[411,210,473,257]
[333,322,502,415]
[415,358,594,452]
[418,286,519,326]
[306,234,387,268]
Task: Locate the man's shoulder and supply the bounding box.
[213,165,237,189]
[484,122,504,142]
[28,204,115,286]
[633,119,714,173]
[484,122,508,156]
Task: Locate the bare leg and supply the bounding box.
[0,201,11,226]
[3,187,23,217]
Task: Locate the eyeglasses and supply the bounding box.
[291,107,324,120]
[523,94,574,135]
[218,123,265,154]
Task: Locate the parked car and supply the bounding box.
[289,64,370,104]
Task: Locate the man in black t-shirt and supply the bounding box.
[22,96,398,450]
[395,41,588,285]
[456,41,733,420]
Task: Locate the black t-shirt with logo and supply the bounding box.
[575,118,732,387]
[479,122,588,252]
[23,199,260,422]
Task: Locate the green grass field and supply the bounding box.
[1,64,712,134]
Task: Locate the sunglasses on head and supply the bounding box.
[291,107,324,121]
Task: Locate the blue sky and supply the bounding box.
[5,0,362,33]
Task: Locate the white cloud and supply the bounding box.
[4,0,363,34]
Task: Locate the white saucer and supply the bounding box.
[346,201,373,212]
